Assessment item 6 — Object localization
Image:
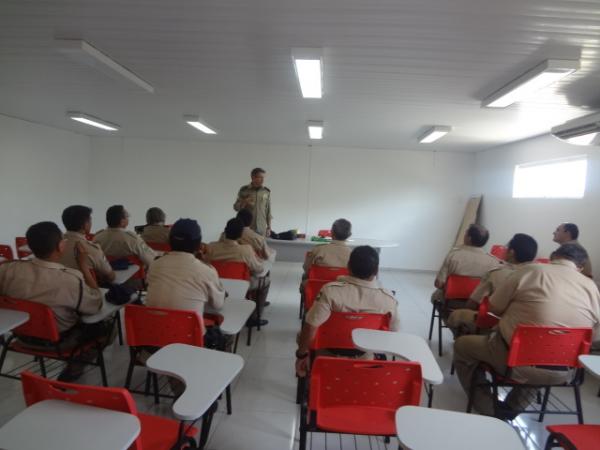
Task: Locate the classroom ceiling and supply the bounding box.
[1,0,600,152]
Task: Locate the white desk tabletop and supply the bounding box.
[266,237,398,248]
[81,288,136,324]
[114,264,140,285]
[0,399,141,450]
[0,309,29,335]
[205,299,255,335]
[579,354,600,378]
[395,406,524,449]
[221,278,250,301]
[147,343,244,421]
[352,329,443,385]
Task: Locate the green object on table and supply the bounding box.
[310,236,331,242]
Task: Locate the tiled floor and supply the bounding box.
[1,262,599,449]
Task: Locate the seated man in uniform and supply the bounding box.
[453,243,600,419]
[94,204,156,268]
[0,222,106,381]
[447,233,537,336]
[59,205,116,285]
[302,218,352,280]
[295,246,399,377]
[141,207,170,245]
[234,208,276,261]
[553,222,593,278]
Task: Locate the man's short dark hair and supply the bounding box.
[348,246,379,279]
[331,219,352,241]
[106,205,126,228]
[236,209,253,227]
[551,243,589,268]
[562,223,579,240]
[466,224,489,247]
[225,218,244,240]
[62,205,92,232]
[146,207,166,225]
[508,233,537,263]
[26,222,63,259]
[251,167,265,177]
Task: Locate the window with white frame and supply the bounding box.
[512,156,587,199]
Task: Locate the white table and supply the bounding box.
[0,309,29,335]
[114,264,140,285]
[267,237,398,262]
[221,278,250,301]
[352,329,443,406]
[205,299,255,336]
[579,355,600,378]
[0,399,141,450]
[81,288,136,324]
[395,406,525,450]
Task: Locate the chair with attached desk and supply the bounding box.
[428,274,480,356]
[300,278,331,321]
[21,371,198,450]
[0,245,14,263]
[307,265,349,281]
[466,325,593,424]
[298,357,422,450]
[0,296,109,385]
[15,237,31,260]
[544,424,600,450]
[475,296,500,331]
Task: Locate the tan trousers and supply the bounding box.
[454,332,570,416]
[447,309,478,336]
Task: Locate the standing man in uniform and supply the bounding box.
[234,168,272,236]
[552,222,593,278]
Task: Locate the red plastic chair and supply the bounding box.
[307,265,349,281]
[146,242,171,252]
[467,325,593,424]
[0,296,108,385]
[536,258,551,264]
[302,279,331,316]
[21,371,198,450]
[0,245,14,263]
[317,229,332,238]
[474,297,500,330]
[544,424,600,450]
[490,245,508,261]
[310,311,391,351]
[298,357,422,449]
[428,274,480,356]
[15,237,31,259]
[85,233,95,241]
[210,260,251,281]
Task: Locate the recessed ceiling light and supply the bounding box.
[482,59,579,108]
[184,115,217,135]
[419,126,451,144]
[67,111,119,131]
[307,121,324,140]
[292,48,323,99]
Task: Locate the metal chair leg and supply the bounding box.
[97,349,108,387]
[124,348,137,389]
[538,387,551,422]
[427,304,436,341]
[38,357,47,378]
[226,384,232,415]
[152,373,160,404]
[574,385,584,424]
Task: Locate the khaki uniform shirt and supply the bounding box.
[94,228,156,267]
[490,259,600,342]
[564,240,593,278]
[146,252,226,331]
[141,225,170,245]
[469,263,515,304]
[206,239,265,275]
[233,184,272,236]
[0,259,103,332]
[219,227,275,260]
[436,245,501,286]
[59,231,114,282]
[305,276,399,331]
[303,240,352,275]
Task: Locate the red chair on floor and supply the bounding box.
[307,265,349,281]
[0,296,109,385]
[300,278,330,320]
[21,371,198,450]
[428,274,480,356]
[474,297,500,331]
[467,325,593,424]
[544,424,600,450]
[298,357,422,450]
[15,237,31,259]
[146,242,171,252]
[211,260,251,281]
[0,245,14,263]
[490,245,508,261]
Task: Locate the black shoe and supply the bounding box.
[263,301,271,307]
[247,318,269,327]
[57,363,86,382]
[495,400,520,421]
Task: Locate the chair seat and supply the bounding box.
[547,424,600,450]
[316,406,396,435]
[138,413,198,450]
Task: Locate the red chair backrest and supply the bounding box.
[309,357,422,413]
[21,371,143,450]
[0,245,14,262]
[507,325,593,369]
[124,304,204,348]
[536,258,551,264]
[15,237,31,259]
[85,233,95,241]
[304,279,331,312]
[311,311,391,351]
[444,275,480,300]
[211,260,251,281]
[490,245,508,261]
[474,297,499,329]
[146,242,171,252]
[317,229,332,238]
[307,265,349,281]
[0,296,59,342]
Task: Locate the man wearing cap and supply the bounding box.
[234,167,272,236]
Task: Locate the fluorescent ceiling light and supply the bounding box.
[56,39,155,93]
[482,59,579,108]
[184,115,217,135]
[67,112,119,131]
[307,121,324,139]
[292,48,323,98]
[419,126,451,144]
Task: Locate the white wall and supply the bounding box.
[0,115,91,250]
[89,137,476,270]
[475,134,600,277]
